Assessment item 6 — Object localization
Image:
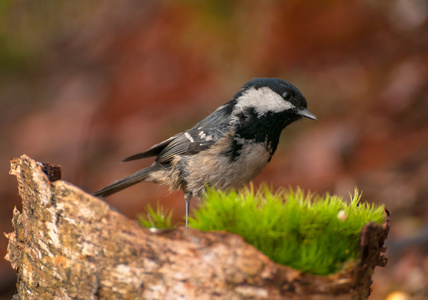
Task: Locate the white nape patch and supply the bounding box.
[184,132,194,143]
[235,86,295,116]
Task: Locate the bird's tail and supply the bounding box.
[92,166,156,198]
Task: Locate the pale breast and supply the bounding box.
[185,137,270,196]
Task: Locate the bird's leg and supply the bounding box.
[184,192,192,228]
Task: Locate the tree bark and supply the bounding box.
[5,155,389,299]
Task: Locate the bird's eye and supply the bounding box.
[282,91,292,100]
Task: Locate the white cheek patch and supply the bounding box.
[235,86,295,116]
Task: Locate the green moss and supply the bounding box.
[139,185,385,275]
[137,204,175,230]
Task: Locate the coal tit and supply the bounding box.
[93,78,316,226]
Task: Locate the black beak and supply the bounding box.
[297,108,317,120]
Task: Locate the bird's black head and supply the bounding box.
[229,77,316,158]
[233,78,316,121]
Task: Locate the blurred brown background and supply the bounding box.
[1,0,427,299]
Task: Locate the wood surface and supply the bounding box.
[5,155,389,299]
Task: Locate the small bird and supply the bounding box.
[93,78,316,226]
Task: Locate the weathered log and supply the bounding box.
[5,155,389,299]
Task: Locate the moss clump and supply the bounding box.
[137,204,175,230]
[139,186,385,275]
[189,186,385,275]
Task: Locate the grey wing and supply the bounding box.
[156,104,233,163]
[155,128,221,164]
[122,133,184,162]
[124,102,233,164]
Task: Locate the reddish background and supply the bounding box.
[1,1,427,298]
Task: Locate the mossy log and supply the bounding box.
[5,155,389,299]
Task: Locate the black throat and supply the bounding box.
[227,109,302,161]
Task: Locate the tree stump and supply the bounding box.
[5,155,389,299]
